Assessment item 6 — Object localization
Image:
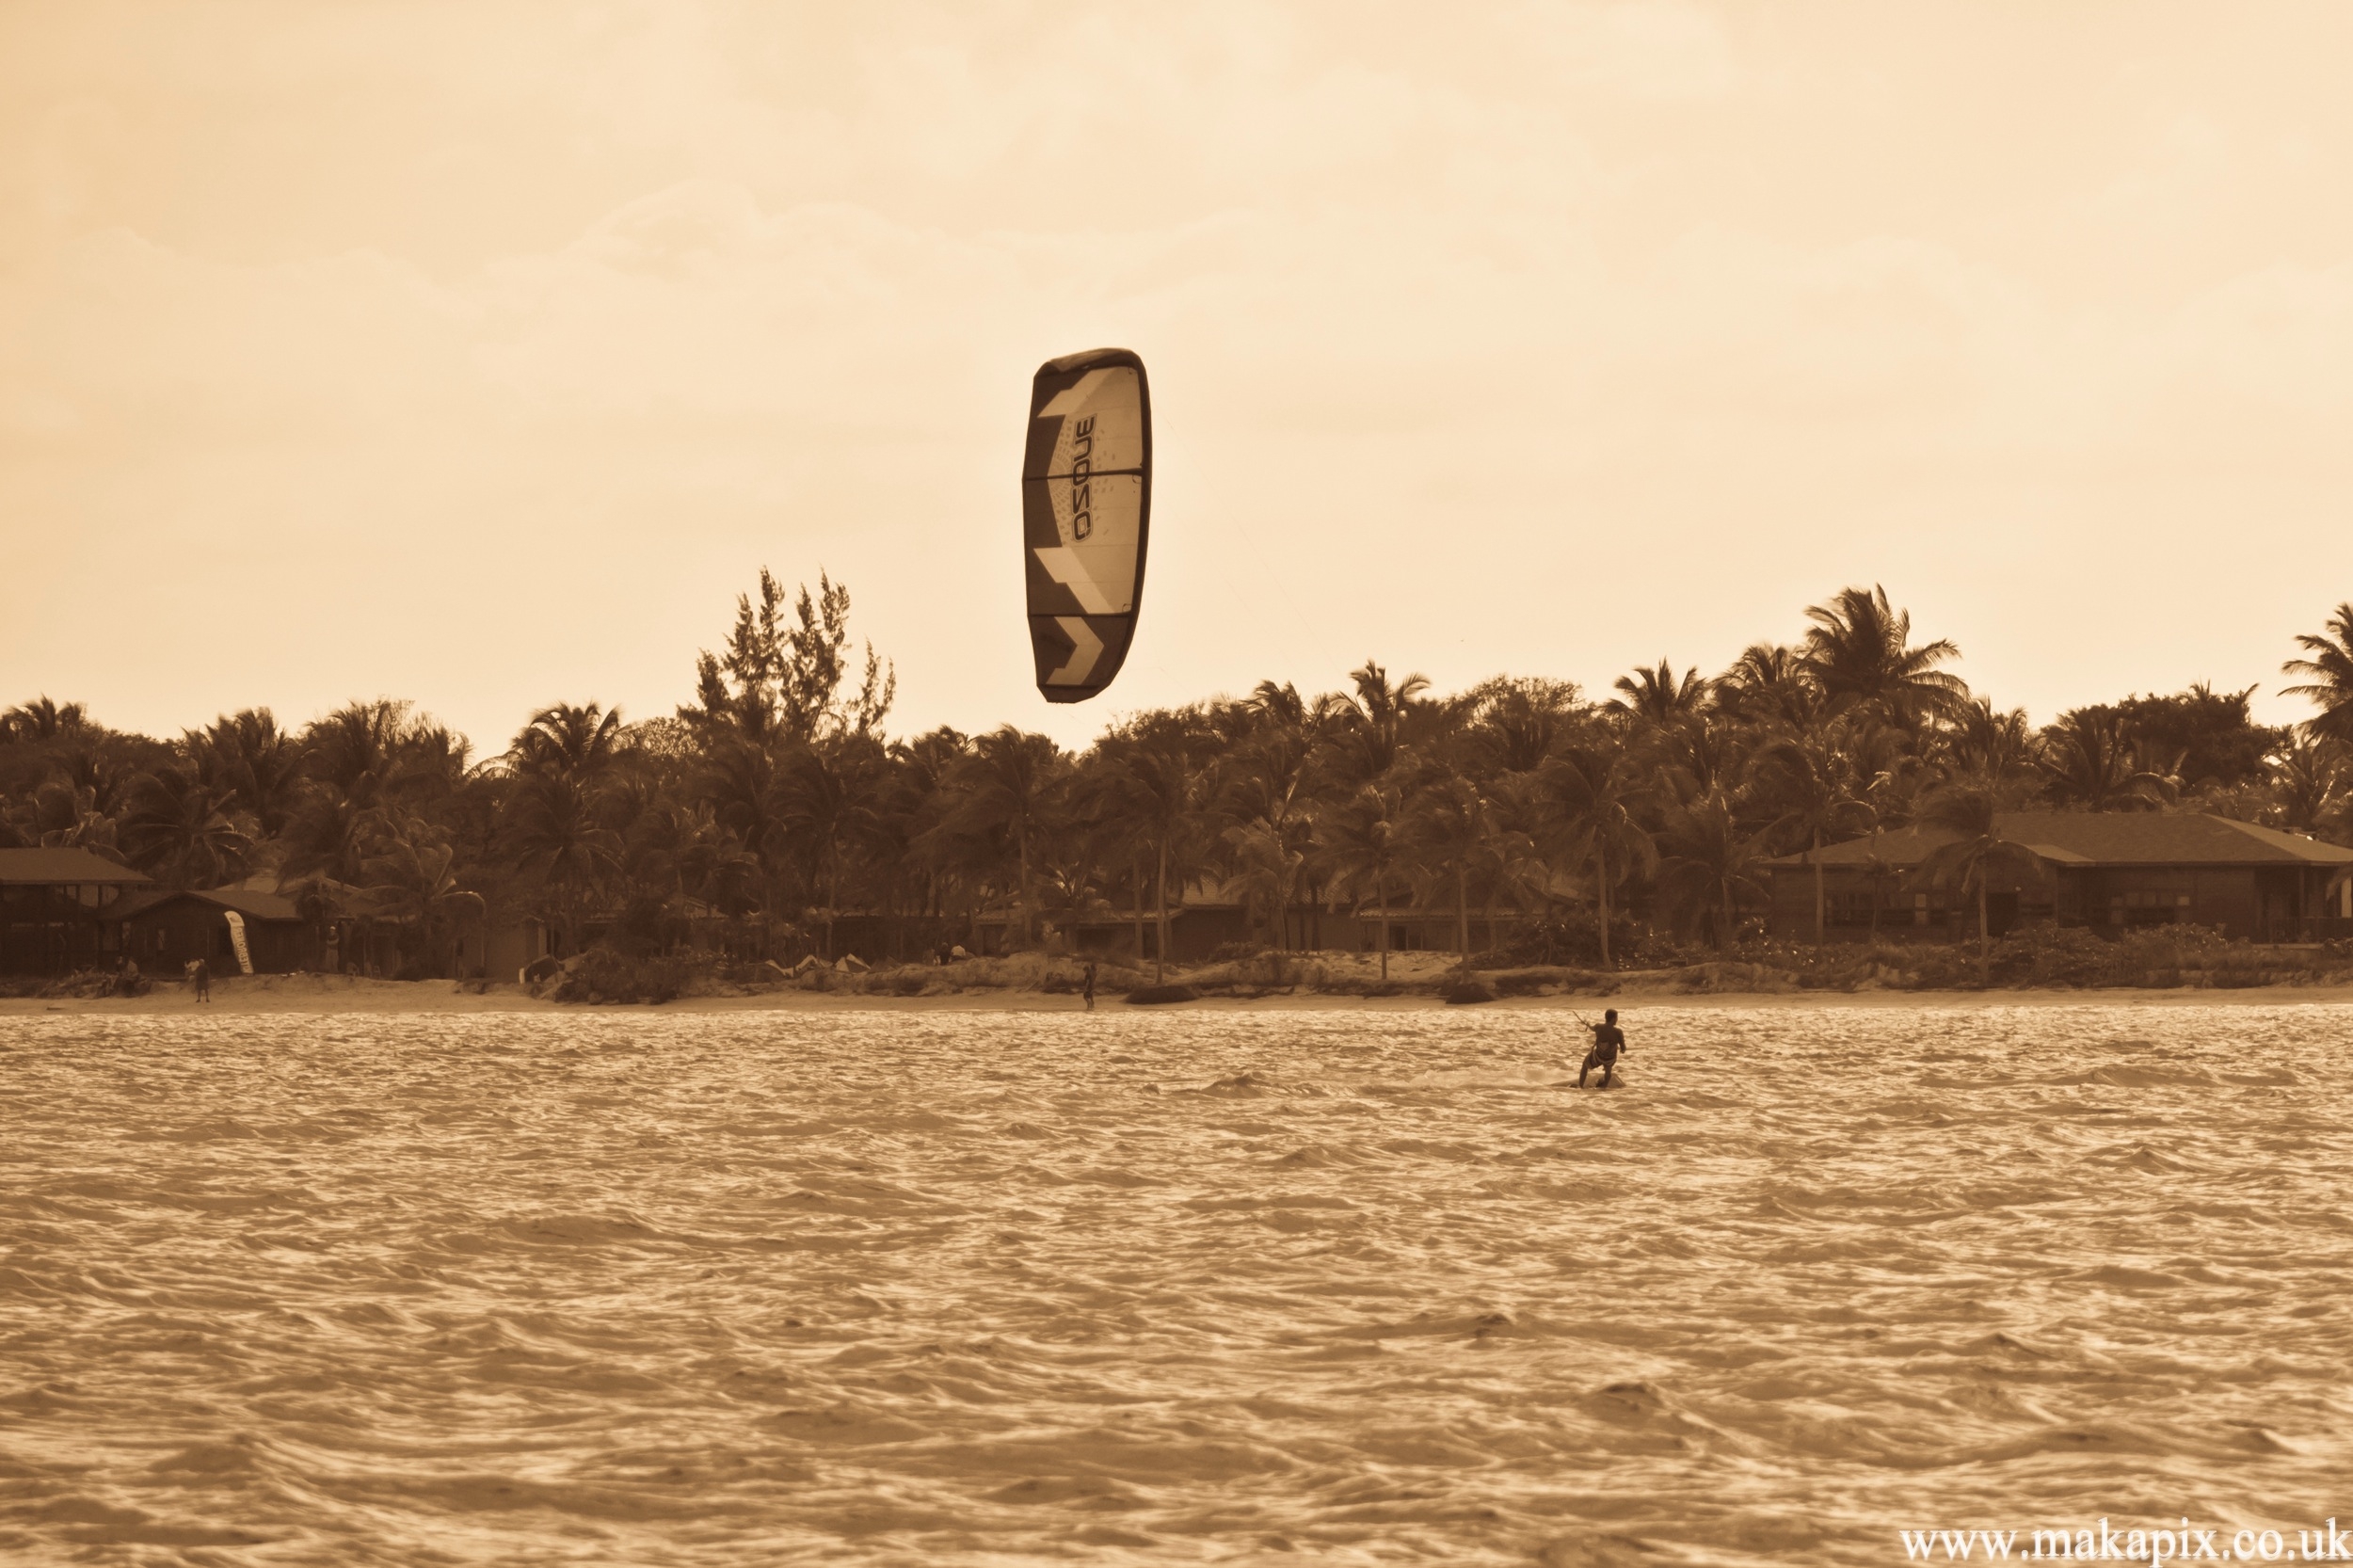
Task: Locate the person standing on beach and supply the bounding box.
[192,957,211,1003]
[1081,961,1097,1012]
[1578,1009,1625,1089]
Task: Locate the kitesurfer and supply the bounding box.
[1081,961,1097,1011]
[1578,1009,1625,1089]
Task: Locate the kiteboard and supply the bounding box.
[1022,348,1151,702]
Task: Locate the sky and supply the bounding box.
[4,1,2350,755]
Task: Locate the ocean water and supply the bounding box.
[3,1002,2348,1566]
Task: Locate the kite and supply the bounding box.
[1023,347,1150,702]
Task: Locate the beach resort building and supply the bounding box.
[0,851,432,978]
[104,887,316,975]
[0,847,152,973]
[1764,811,2353,944]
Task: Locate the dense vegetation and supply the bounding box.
[6,581,2351,979]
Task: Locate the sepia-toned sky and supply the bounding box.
[5,2,2350,753]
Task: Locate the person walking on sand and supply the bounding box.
[1578,1008,1626,1089]
[192,956,211,1003]
[1081,961,1097,1012]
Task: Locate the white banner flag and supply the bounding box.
[223,910,253,975]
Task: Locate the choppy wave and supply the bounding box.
[4,1003,2350,1564]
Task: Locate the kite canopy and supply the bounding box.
[1023,347,1150,702]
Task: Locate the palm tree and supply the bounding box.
[50,742,144,822]
[1093,723,1208,975]
[880,727,972,937]
[943,727,1067,952]
[1246,680,1309,731]
[0,697,90,744]
[1607,661,1709,728]
[187,710,301,837]
[300,699,415,810]
[361,836,478,977]
[1466,677,1584,775]
[697,736,786,914]
[1034,835,1105,952]
[2038,709,2169,811]
[1800,584,1968,727]
[622,794,752,912]
[118,768,253,888]
[1532,743,1657,968]
[1649,712,1740,806]
[2126,738,2187,809]
[1220,819,1307,952]
[505,770,623,954]
[1751,726,1874,942]
[1400,768,1492,955]
[1914,782,2044,984]
[1653,792,1769,951]
[511,702,625,783]
[773,738,888,958]
[280,791,373,887]
[1216,692,1340,948]
[1714,643,1823,733]
[1348,661,1432,746]
[1945,698,2036,786]
[1849,719,1925,937]
[1217,751,1317,951]
[1318,782,1404,978]
[1318,661,1433,789]
[2282,602,2353,744]
[284,700,467,888]
[2265,736,2352,836]
[1064,743,1148,962]
[26,778,122,860]
[396,722,474,817]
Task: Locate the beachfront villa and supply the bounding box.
[104,887,315,975]
[1764,811,2353,944]
[0,852,327,976]
[0,847,153,974]
[0,848,520,979]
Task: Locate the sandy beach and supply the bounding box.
[8,970,2353,1016]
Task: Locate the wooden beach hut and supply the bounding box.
[104,888,315,975]
[0,847,152,974]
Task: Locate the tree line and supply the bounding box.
[6,580,2350,977]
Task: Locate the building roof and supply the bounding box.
[1767,812,2353,872]
[105,887,305,923]
[0,847,152,886]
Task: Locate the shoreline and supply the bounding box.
[7,973,2353,1016]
